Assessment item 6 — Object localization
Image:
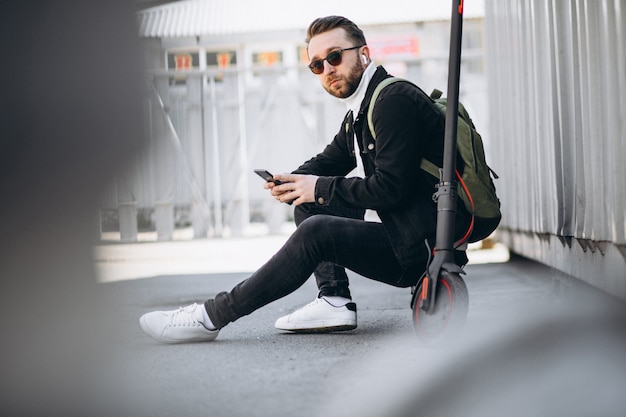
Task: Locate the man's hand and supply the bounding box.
[265,173,318,205]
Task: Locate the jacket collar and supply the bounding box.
[358,66,391,116]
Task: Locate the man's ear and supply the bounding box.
[361,45,371,64]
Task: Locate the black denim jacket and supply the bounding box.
[294,66,470,269]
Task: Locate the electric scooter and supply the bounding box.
[410,0,470,345]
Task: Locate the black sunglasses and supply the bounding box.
[308,45,364,74]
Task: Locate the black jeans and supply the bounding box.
[293,203,365,299]
[205,204,429,329]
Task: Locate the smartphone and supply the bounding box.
[254,169,282,185]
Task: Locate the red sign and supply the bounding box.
[217,52,233,68]
[254,51,282,67]
[368,36,420,59]
[174,54,192,70]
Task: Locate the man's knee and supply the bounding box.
[297,214,328,233]
[294,203,317,226]
[295,215,345,248]
[294,203,364,226]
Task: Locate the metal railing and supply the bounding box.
[100,54,488,242]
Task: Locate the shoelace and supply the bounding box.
[169,304,201,327]
[300,298,325,310]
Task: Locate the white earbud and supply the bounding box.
[361,55,368,64]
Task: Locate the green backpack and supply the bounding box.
[367,77,501,243]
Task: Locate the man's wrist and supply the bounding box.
[314,176,331,206]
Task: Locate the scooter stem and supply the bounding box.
[422,0,464,313]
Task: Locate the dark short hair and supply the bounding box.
[305,16,367,46]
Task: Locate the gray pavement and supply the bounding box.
[95,234,626,417]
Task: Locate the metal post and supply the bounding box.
[234,68,251,236]
[434,0,464,254]
[423,0,465,312]
[208,75,224,237]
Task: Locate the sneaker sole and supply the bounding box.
[276,322,357,333]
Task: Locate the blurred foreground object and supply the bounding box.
[0,1,145,415]
[317,293,626,417]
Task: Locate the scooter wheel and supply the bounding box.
[412,270,469,346]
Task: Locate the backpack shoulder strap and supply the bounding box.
[367,77,404,140]
[367,77,443,180]
[419,158,441,180]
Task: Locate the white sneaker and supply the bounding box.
[139,303,219,343]
[274,297,357,333]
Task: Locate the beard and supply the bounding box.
[324,59,366,99]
